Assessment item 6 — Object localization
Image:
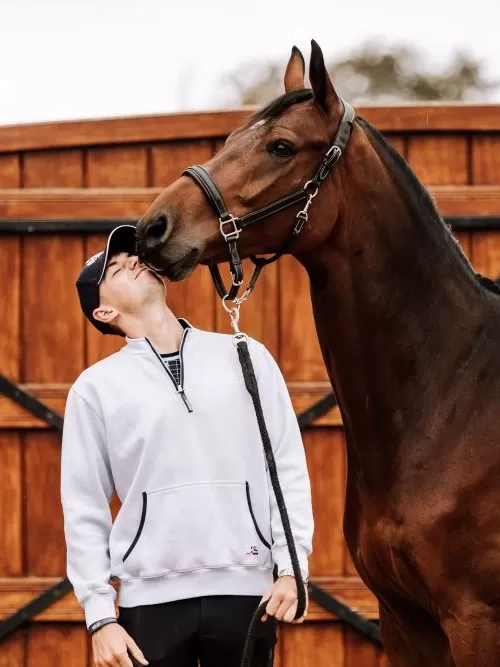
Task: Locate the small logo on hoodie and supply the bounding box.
[246,546,259,556]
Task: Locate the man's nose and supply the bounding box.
[126,255,139,269]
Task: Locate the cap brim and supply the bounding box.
[97,225,137,284]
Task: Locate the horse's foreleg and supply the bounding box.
[379,600,455,667]
[444,604,500,666]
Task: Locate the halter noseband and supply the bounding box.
[182,98,355,306]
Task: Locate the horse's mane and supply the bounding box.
[356,115,500,298]
[246,89,313,125]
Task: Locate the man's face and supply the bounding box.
[96,252,165,318]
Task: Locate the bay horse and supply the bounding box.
[136,40,500,665]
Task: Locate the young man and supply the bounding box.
[60,225,314,667]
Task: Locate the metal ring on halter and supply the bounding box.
[304,180,320,198]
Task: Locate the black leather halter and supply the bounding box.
[182,98,355,303]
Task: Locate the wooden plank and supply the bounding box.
[0,576,379,622]
[344,626,385,666]
[164,266,216,332]
[383,134,406,157]
[0,154,21,187]
[0,433,22,576]
[24,432,66,576]
[471,134,500,184]
[0,381,342,429]
[280,623,344,667]
[26,624,88,667]
[306,429,346,576]
[2,185,500,220]
[214,260,280,360]
[23,150,84,187]
[151,140,213,186]
[86,147,148,187]
[0,632,24,666]
[0,236,21,380]
[0,187,159,220]
[279,254,328,382]
[407,135,468,185]
[1,106,500,153]
[453,230,472,261]
[470,230,500,281]
[22,236,85,383]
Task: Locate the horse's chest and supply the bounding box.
[352,517,421,601]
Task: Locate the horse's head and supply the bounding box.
[136,40,353,282]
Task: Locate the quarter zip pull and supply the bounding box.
[145,333,193,414]
[179,391,193,413]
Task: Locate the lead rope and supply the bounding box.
[225,305,307,667]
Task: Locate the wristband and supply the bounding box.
[278,567,309,583]
[88,617,117,636]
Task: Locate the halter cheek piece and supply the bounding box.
[182,98,355,305]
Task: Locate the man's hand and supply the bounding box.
[260,575,308,624]
[91,622,149,667]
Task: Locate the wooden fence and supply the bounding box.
[1,102,500,666]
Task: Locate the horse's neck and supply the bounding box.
[301,162,493,492]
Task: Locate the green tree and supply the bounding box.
[226,40,498,106]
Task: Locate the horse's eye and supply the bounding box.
[267,140,295,159]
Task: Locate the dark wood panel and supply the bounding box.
[22,236,85,382]
[151,140,213,186]
[279,254,328,382]
[0,433,22,576]
[26,624,88,667]
[0,154,21,187]
[306,429,346,576]
[86,147,148,187]
[23,150,84,187]
[407,135,468,185]
[470,230,500,281]
[0,631,24,666]
[0,236,21,380]
[383,134,406,157]
[280,623,344,667]
[164,265,216,333]
[344,627,385,666]
[471,134,500,184]
[24,432,65,576]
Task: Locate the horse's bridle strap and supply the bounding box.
[182,98,355,302]
[183,166,230,222]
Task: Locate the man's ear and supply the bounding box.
[92,304,120,326]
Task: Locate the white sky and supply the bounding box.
[0,0,499,126]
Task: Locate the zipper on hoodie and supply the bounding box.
[145,329,193,413]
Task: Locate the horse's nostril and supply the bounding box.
[145,213,168,241]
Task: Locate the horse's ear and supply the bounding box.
[309,39,338,112]
[284,46,305,92]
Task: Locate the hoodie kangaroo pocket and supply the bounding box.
[122,481,271,578]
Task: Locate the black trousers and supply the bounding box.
[119,595,277,667]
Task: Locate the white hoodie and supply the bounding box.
[60,319,313,628]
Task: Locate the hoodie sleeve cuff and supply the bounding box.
[272,544,310,578]
[82,592,117,629]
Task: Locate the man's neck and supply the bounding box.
[124,305,185,354]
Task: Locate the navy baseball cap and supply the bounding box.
[76,224,137,335]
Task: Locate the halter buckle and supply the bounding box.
[219,215,241,241]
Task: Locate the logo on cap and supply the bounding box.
[85,252,102,267]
